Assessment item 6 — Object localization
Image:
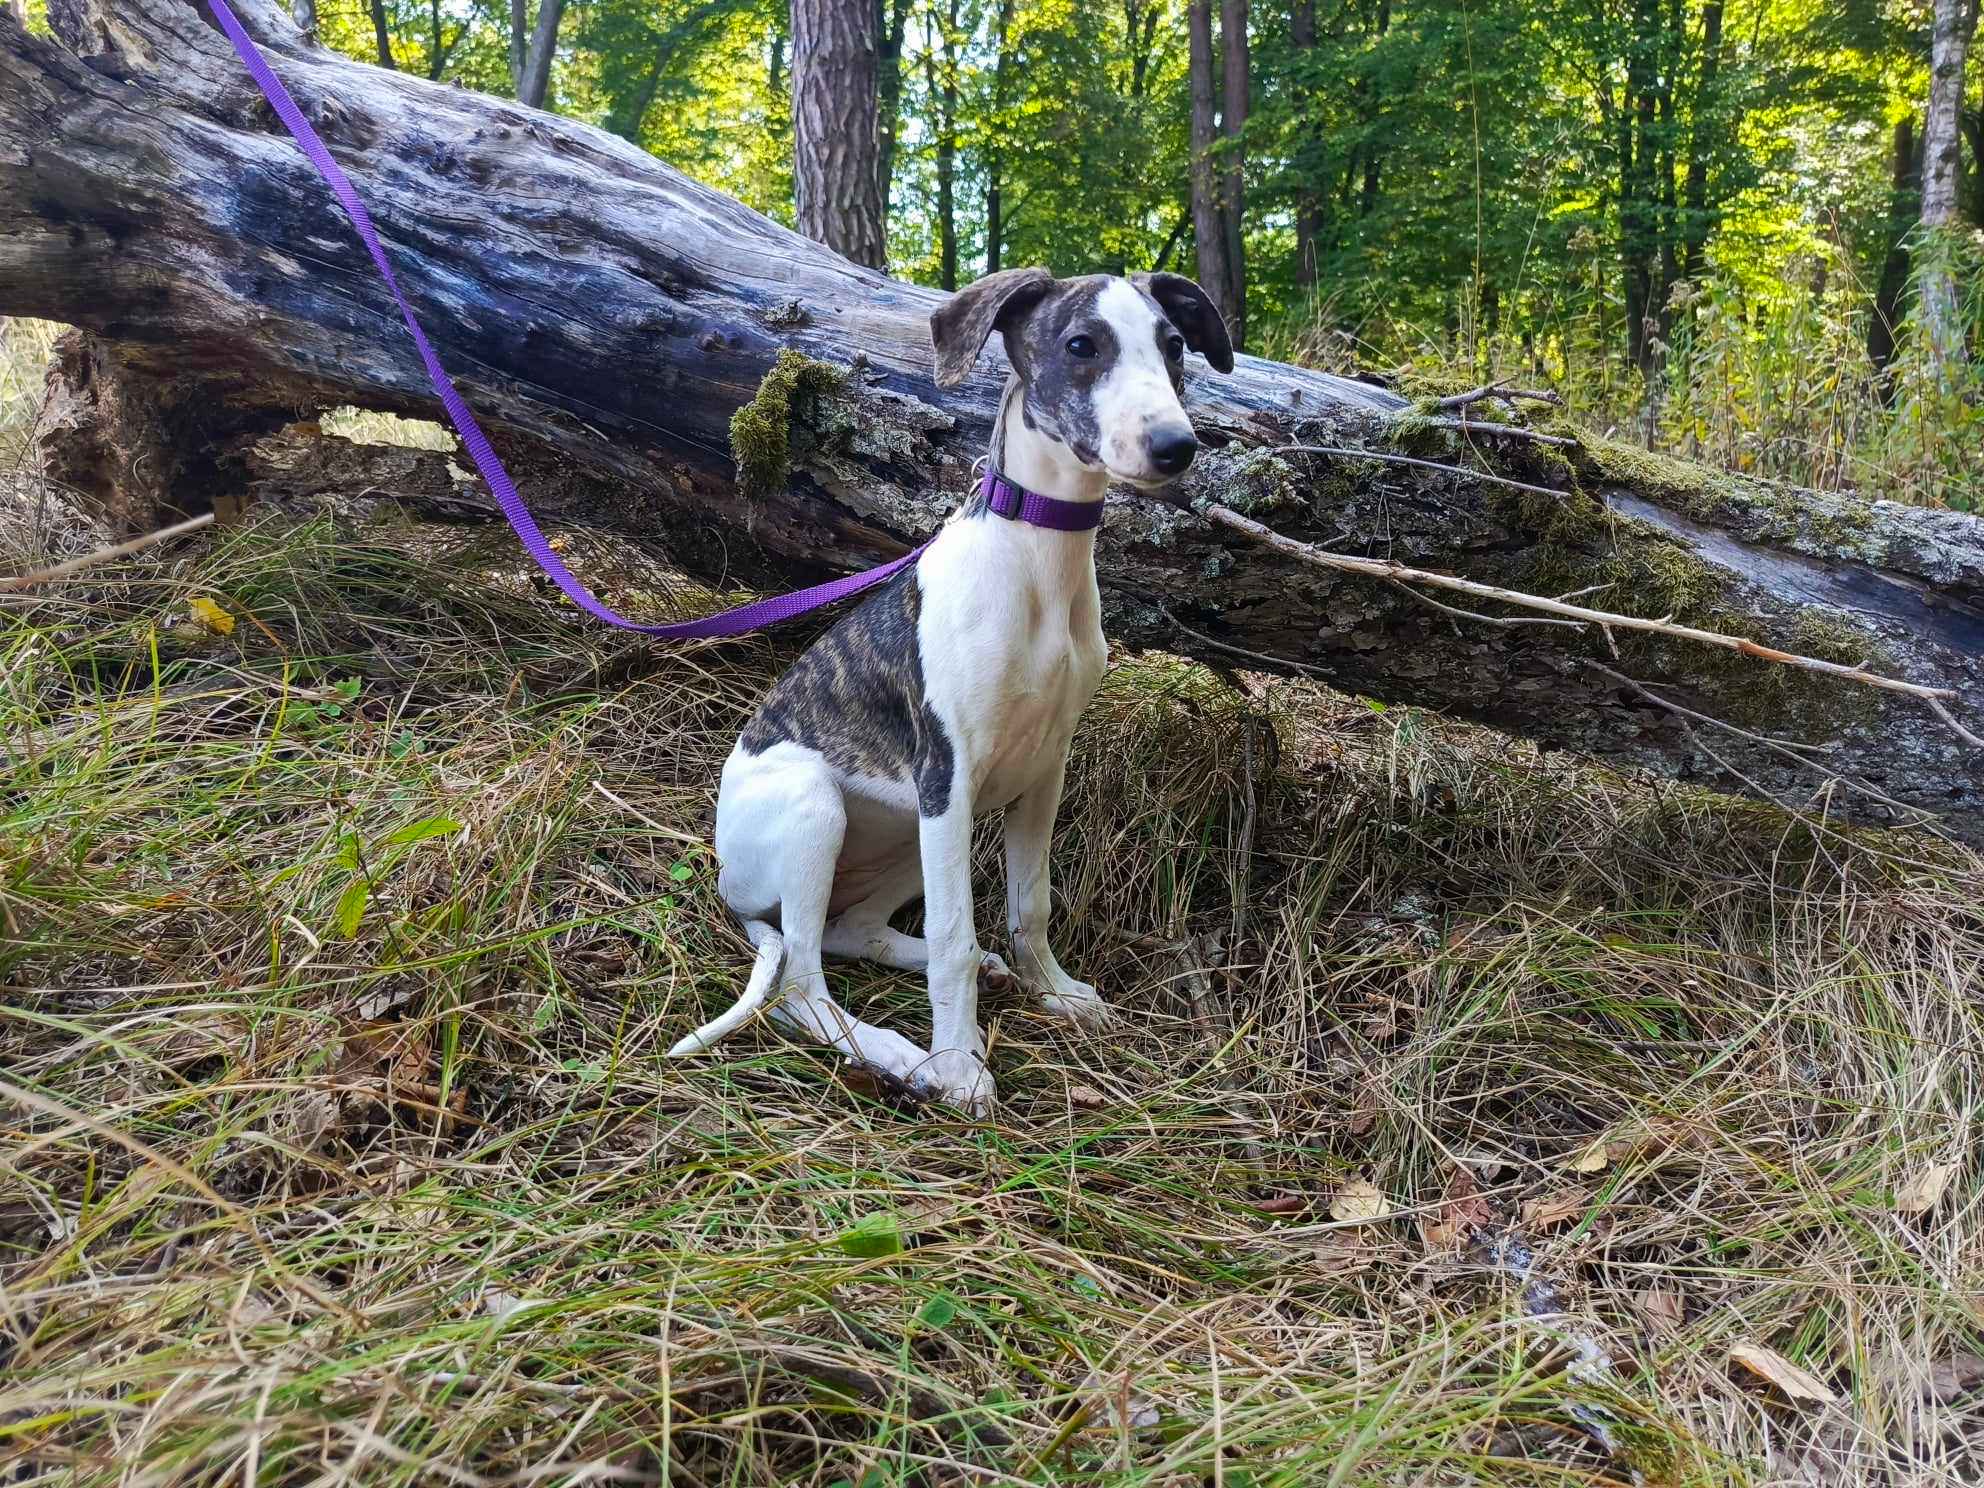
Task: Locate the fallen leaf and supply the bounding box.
[188,597,236,636]
[1729,1342,1837,1405]
[1422,1164,1494,1248]
[1345,1075,1382,1136]
[1309,1233,1376,1273]
[837,1212,902,1259]
[1330,1176,1393,1225]
[1638,1287,1685,1337]
[1928,1352,1984,1403]
[1067,1084,1107,1110]
[1521,1187,1590,1230]
[1894,1161,1960,1216]
[1564,1117,1688,1175]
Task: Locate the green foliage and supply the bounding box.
[321,0,1980,509]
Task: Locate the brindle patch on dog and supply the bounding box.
[738,566,957,817]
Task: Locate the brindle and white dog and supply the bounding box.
[669,267,1234,1112]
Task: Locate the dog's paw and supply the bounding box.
[916,1047,996,1118]
[978,951,1015,995]
[1040,982,1109,1028]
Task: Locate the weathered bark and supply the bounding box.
[4,1,1984,843]
[1919,0,1979,381]
[791,0,887,268]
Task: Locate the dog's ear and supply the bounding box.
[929,267,1056,388]
[1134,272,1236,374]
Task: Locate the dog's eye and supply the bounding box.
[1165,335,1186,361]
[1065,335,1097,359]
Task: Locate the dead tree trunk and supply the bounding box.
[4,1,1983,843]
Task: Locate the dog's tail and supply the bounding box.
[667,919,784,1057]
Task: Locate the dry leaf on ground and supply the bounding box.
[1928,1352,1984,1403]
[1566,1117,1689,1175]
[1729,1342,1837,1405]
[188,597,236,636]
[1309,1233,1377,1273]
[1330,1176,1393,1224]
[1638,1287,1685,1337]
[1422,1164,1494,1248]
[1894,1160,1960,1215]
[1520,1187,1589,1230]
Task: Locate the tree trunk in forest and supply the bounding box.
[876,0,912,228]
[6,0,1984,845]
[1963,107,1984,226]
[984,0,1014,274]
[1919,0,1979,382]
[1188,1,1239,341]
[1219,0,1249,352]
[791,0,887,268]
[1291,0,1322,293]
[924,0,960,292]
[512,0,563,109]
[1676,0,1722,284]
[368,0,395,68]
[1869,117,1921,387]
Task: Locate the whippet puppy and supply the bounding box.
[669,268,1235,1112]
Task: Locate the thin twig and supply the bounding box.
[1427,418,1579,447]
[0,512,216,593]
[1588,662,1834,754]
[1435,378,1566,412]
[1200,500,1960,707]
[1589,661,1935,826]
[1158,603,1337,681]
[1272,443,1569,501]
[1929,696,1984,750]
[1383,576,1588,630]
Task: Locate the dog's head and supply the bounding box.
[929,268,1235,488]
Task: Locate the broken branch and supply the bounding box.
[1199,501,1964,709]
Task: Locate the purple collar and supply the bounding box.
[979,470,1105,532]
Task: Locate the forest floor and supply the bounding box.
[4,319,1983,1486]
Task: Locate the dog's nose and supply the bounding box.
[1149,426,1199,476]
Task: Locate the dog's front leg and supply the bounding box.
[916,793,997,1115]
[1005,759,1107,1027]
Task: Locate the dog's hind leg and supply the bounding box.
[702,750,930,1083]
[822,856,1013,988]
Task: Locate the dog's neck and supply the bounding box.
[988,376,1108,506]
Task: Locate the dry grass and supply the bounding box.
[4,333,1984,1486]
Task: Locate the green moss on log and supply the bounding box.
[729,351,847,497]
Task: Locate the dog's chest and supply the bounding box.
[921,522,1105,809]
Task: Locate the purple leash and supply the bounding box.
[207,0,1097,637]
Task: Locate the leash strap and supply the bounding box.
[206,0,923,638]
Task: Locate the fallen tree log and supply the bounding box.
[4,0,1982,843]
